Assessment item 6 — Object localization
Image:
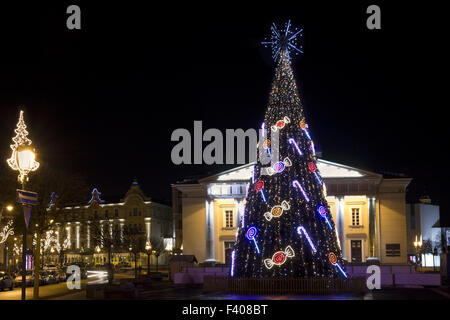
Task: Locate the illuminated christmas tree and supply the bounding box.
[232,21,346,278]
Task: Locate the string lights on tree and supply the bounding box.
[232,21,345,278]
[0,220,14,244]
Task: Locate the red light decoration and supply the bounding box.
[308,161,317,173]
[254,180,264,192]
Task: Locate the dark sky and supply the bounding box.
[0,3,447,222]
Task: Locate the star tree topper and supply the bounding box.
[261,20,303,61]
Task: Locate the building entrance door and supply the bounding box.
[351,240,362,263]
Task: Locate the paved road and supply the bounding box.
[0,280,88,300]
[138,284,450,300]
[0,272,137,300]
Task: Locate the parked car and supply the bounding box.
[43,264,58,272]
[115,262,131,271]
[0,272,14,291]
[44,271,60,285]
[14,270,44,286]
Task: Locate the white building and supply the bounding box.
[406,196,442,267]
[172,159,413,265]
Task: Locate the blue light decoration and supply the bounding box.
[292,180,310,202]
[329,252,347,278]
[317,205,333,230]
[303,128,312,140]
[88,188,105,204]
[335,263,347,278]
[310,141,316,156]
[246,226,260,253]
[48,192,59,207]
[314,172,322,185]
[296,226,317,254]
[230,250,236,277]
[261,20,303,62]
[251,166,255,184]
[260,190,267,203]
[288,138,303,156]
[273,161,285,173]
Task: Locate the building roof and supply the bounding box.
[173,158,391,186]
[63,180,170,209]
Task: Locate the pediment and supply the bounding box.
[199,159,381,184]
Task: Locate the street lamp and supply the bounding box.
[0,204,14,221]
[413,234,423,271]
[7,110,40,300]
[145,241,152,276]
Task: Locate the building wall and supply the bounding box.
[377,180,408,264]
[213,198,238,264]
[174,178,412,265]
[181,195,207,263]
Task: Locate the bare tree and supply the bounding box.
[122,225,145,279]
[0,163,89,299]
[149,237,165,273]
[89,218,122,284]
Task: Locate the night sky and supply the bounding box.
[0,3,447,223]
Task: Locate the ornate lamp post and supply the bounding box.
[145,241,152,276]
[7,110,39,300]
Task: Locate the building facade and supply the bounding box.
[47,180,173,267]
[172,160,412,265]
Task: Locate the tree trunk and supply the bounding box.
[33,232,41,299]
[134,253,137,279]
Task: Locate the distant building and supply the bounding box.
[172,159,413,265]
[46,180,173,267]
[406,196,442,267]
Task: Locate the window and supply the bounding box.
[105,210,109,219]
[114,209,119,218]
[351,208,360,226]
[133,208,138,216]
[386,244,401,257]
[224,210,234,228]
[224,241,235,265]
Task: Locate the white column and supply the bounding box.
[205,199,215,262]
[76,223,80,249]
[336,196,346,260]
[234,199,244,234]
[66,224,71,249]
[145,218,151,242]
[87,222,90,248]
[368,197,377,257]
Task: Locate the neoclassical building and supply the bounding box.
[48,180,173,266]
[172,160,412,265]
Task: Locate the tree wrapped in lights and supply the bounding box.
[233,21,345,278]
